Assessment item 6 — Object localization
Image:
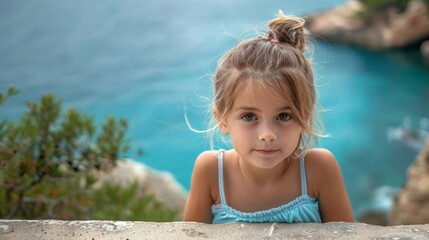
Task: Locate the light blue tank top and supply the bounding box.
[211,150,322,224]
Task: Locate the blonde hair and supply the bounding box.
[211,11,323,153]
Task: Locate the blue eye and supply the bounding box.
[241,113,257,121]
[277,113,291,121]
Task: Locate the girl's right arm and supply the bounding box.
[183,151,218,223]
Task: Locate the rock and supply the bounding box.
[422,40,429,59]
[389,137,429,225]
[93,159,187,212]
[357,211,389,226]
[306,0,429,49]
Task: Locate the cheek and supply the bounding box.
[282,124,302,142]
[293,128,303,146]
[229,123,252,141]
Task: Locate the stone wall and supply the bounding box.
[1,220,429,240]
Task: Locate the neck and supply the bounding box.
[236,154,291,185]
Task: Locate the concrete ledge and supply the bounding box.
[1,220,429,239]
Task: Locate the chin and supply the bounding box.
[252,160,284,169]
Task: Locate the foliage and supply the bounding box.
[90,181,178,221]
[358,0,429,19]
[0,86,177,221]
[0,85,19,106]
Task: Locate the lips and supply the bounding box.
[255,149,279,155]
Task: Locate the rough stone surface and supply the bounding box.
[306,0,429,50]
[389,137,429,225]
[1,220,429,240]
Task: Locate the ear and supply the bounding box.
[218,121,229,135]
[212,106,229,135]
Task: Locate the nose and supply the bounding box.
[258,122,277,142]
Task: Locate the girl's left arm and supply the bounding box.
[183,151,217,223]
[309,149,354,222]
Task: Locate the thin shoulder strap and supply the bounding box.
[300,153,308,195]
[217,149,227,205]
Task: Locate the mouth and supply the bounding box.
[255,149,279,155]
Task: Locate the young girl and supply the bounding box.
[183,11,354,224]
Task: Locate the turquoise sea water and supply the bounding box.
[1,0,429,216]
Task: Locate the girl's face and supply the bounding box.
[220,84,302,169]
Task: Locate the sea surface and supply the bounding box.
[1,0,429,216]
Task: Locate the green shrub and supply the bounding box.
[90,181,178,221]
[358,0,429,20]
[0,85,177,221]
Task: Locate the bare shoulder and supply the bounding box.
[183,150,219,223]
[304,148,344,193]
[194,150,218,168]
[305,148,339,172]
[192,150,219,184]
[304,149,354,222]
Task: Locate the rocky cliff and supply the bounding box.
[306,0,429,54]
[93,159,187,212]
[389,137,429,224]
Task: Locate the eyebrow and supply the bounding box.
[233,106,291,112]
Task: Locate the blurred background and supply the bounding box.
[1,0,428,223]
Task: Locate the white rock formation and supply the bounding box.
[93,159,187,212]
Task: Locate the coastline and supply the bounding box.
[306,1,429,221]
[306,0,429,60]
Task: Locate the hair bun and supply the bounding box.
[267,10,306,53]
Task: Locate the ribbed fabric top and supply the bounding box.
[211,150,322,224]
